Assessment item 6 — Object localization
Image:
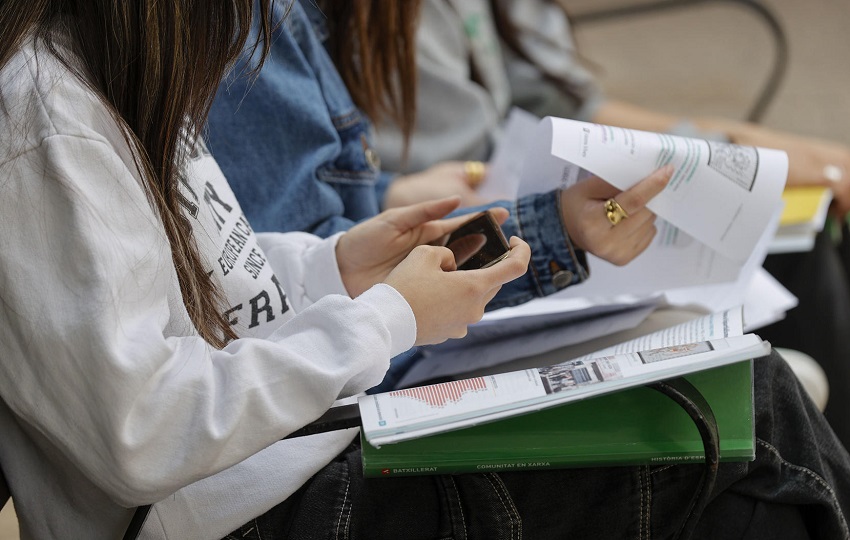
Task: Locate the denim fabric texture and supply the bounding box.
[224,350,850,540]
[206,0,588,390]
[206,0,588,309]
[207,2,382,239]
[760,229,850,449]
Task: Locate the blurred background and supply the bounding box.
[0,0,847,538]
[565,0,850,143]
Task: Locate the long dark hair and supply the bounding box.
[320,0,588,139]
[317,0,422,140]
[0,1,276,347]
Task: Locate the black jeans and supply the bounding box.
[225,350,850,539]
[760,228,850,450]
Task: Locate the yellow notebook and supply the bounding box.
[780,187,832,227]
[770,187,833,254]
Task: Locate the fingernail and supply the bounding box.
[659,164,675,176]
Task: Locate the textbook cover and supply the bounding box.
[361,361,754,477]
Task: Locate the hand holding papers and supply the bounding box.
[484,112,789,298]
[523,118,787,262]
[405,114,792,392]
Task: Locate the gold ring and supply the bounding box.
[464,161,486,187]
[604,198,629,226]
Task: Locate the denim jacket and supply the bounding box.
[207,0,588,311]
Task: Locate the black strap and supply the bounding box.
[125,383,720,540]
[649,377,721,540]
[282,403,361,439]
[0,462,10,511]
[122,503,150,540]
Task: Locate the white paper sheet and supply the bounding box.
[573,307,743,362]
[398,301,658,387]
[520,118,788,263]
[483,112,787,299]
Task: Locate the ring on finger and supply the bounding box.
[604,198,629,226]
[464,161,486,187]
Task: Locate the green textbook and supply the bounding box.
[361,360,754,477]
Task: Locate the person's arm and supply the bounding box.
[0,137,407,507]
[206,2,378,237]
[458,166,673,310]
[695,116,850,215]
[372,0,504,175]
[481,192,588,310]
[496,0,606,123]
[591,99,680,134]
[383,162,486,209]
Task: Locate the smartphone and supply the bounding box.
[439,211,511,270]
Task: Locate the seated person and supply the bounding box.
[3,1,847,538]
[207,0,680,391]
[366,0,850,447]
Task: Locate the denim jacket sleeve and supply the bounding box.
[207,1,589,312]
[206,2,382,238]
[460,191,588,311]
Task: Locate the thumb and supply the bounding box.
[473,236,531,284]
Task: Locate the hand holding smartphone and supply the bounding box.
[437,211,511,270]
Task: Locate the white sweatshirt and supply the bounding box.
[0,38,416,539]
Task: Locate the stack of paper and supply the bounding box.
[361,306,760,476]
[362,329,768,446]
[406,113,794,388]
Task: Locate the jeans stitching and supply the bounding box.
[334,475,352,540]
[343,492,353,540]
[448,475,468,539]
[644,466,652,540]
[484,473,520,540]
[637,467,646,540]
[649,464,676,475]
[757,438,850,538]
[638,467,645,540]
[513,200,545,298]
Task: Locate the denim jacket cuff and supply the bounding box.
[515,190,589,296]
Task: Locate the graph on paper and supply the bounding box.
[389,378,489,408]
[376,370,548,425]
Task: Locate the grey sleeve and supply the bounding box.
[373,0,502,174]
[496,0,606,122]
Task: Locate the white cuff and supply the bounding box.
[302,232,348,300]
[356,283,417,358]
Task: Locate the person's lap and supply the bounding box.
[761,228,850,449]
[226,350,850,539]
